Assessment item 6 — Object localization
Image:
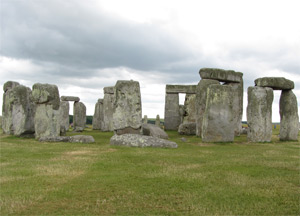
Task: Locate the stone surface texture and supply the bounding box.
[178,122,196,135]
[102,87,115,131]
[199,68,243,83]
[195,79,220,137]
[255,77,294,90]
[110,134,177,148]
[113,80,142,133]
[202,84,235,142]
[142,123,169,139]
[143,115,148,124]
[279,90,299,141]
[69,135,95,143]
[73,101,86,131]
[164,93,180,130]
[32,83,60,110]
[59,101,69,133]
[93,99,103,130]
[165,85,197,94]
[61,96,80,102]
[2,83,35,136]
[247,86,274,142]
[183,94,196,124]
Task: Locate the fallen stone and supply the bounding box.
[32,83,60,110]
[178,123,196,135]
[255,77,294,90]
[61,96,80,102]
[142,123,169,139]
[73,127,84,132]
[202,84,235,142]
[247,86,273,142]
[199,68,243,83]
[39,136,70,142]
[69,135,95,143]
[279,90,299,141]
[110,134,177,148]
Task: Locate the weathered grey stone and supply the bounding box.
[3,81,20,92]
[178,123,196,135]
[103,86,114,94]
[2,84,35,136]
[73,102,86,131]
[279,90,299,141]
[0,116,2,128]
[34,104,60,139]
[32,83,60,110]
[142,123,169,139]
[202,84,235,142]
[73,127,84,132]
[224,81,244,136]
[102,87,115,132]
[183,94,196,124]
[164,93,180,130]
[69,135,95,143]
[195,79,220,137]
[199,68,243,83]
[113,80,142,134]
[247,86,273,142]
[115,127,141,135]
[39,136,70,142]
[155,115,160,127]
[179,105,185,124]
[255,77,294,90]
[61,96,80,102]
[110,134,177,148]
[93,99,103,130]
[165,85,197,94]
[59,101,69,133]
[143,115,148,124]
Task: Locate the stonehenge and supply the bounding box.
[102,87,115,131]
[93,99,103,130]
[73,101,86,132]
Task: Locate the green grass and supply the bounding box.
[0,128,299,215]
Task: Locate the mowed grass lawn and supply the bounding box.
[0,127,299,215]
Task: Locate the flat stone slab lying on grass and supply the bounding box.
[199,68,243,83]
[61,96,80,102]
[39,135,95,143]
[142,123,169,139]
[254,77,294,90]
[110,134,178,148]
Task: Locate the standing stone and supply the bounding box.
[178,122,196,135]
[224,81,244,136]
[93,99,103,130]
[143,115,148,124]
[73,102,86,132]
[113,80,142,135]
[202,84,235,142]
[2,83,35,136]
[195,79,219,137]
[183,94,196,124]
[155,115,160,127]
[102,86,115,132]
[164,93,180,130]
[247,86,273,142]
[32,83,60,139]
[279,90,299,141]
[59,101,70,134]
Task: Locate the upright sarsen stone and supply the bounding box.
[2,83,35,136]
[279,90,299,141]
[93,99,103,130]
[202,84,235,142]
[32,83,60,139]
[195,79,219,137]
[73,102,86,132]
[59,101,70,133]
[164,93,180,130]
[113,80,142,135]
[183,94,196,124]
[102,86,115,132]
[247,86,273,142]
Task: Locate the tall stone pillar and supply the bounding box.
[102,87,115,131]
[164,93,180,130]
[59,101,70,133]
[93,99,103,130]
[247,86,273,142]
[113,80,142,135]
[202,84,235,142]
[32,83,60,139]
[155,115,160,127]
[279,90,299,141]
[73,101,86,132]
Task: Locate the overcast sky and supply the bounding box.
[1,0,299,122]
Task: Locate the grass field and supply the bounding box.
[0,127,299,215]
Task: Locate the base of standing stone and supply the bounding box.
[115,127,141,135]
